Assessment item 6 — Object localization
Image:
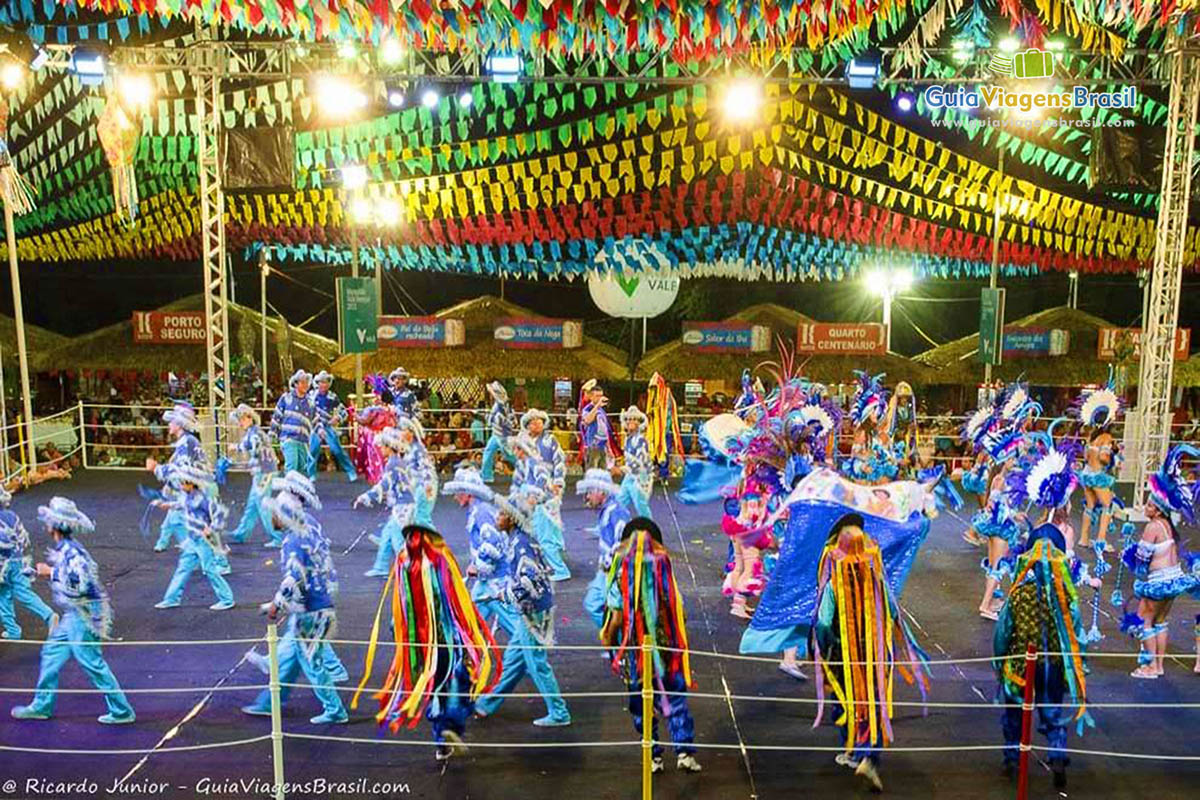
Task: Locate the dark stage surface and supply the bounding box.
[1,469,1197,800]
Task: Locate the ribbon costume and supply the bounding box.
[272,370,318,476]
[577,468,632,629]
[599,517,701,774]
[352,524,499,762]
[227,404,282,548]
[307,370,358,482]
[11,498,135,725]
[480,381,517,483]
[0,485,56,640]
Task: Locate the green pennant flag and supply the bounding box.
[583,86,597,109]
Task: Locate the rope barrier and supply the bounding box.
[0,684,270,694]
[282,732,642,749]
[0,735,271,756]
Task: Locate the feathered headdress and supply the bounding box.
[601,519,693,688]
[364,373,390,398]
[1147,443,1200,523]
[352,525,500,733]
[645,372,684,470]
[849,371,889,428]
[998,379,1041,424]
[981,420,1025,464]
[811,525,929,754]
[1072,366,1123,429]
[961,405,998,452]
[1005,430,1080,510]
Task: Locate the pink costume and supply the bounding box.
[354,404,396,485]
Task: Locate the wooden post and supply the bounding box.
[1016,643,1036,800]
[641,634,653,800]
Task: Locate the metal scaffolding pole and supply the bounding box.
[1132,30,1200,507]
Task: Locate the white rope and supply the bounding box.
[282,732,641,749]
[1031,745,1200,761]
[0,685,269,694]
[0,637,266,646]
[0,735,270,756]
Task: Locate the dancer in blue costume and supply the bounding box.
[443,465,509,632]
[242,472,348,724]
[975,433,1023,621]
[1126,445,1200,679]
[479,381,516,483]
[148,401,208,552]
[307,370,358,482]
[0,485,56,640]
[577,468,631,629]
[959,401,1000,545]
[618,405,654,518]
[518,408,571,581]
[11,498,135,724]
[841,371,896,485]
[355,428,413,578]
[388,367,420,420]
[883,381,920,479]
[993,523,1091,790]
[227,403,281,547]
[272,370,317,475]
[154,460,235,611]
[395,417,438,528]
[473,486,571,727]
[579,379,619,470]
[1071,370,1122,551]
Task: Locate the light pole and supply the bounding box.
[259,248,270,406]
[865,268,914,353]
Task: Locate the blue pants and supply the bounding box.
[229,474,280,545]
[25,611,134,719]
[583,569,609,629]
[0,561,55,638]
[280,438,312,476]
[475,609,568,720]
[1001,667,1069,765]
[532,505,570,580]
[370,516,408,574]
[480,434,515,482]
[249,615,344,717]
[154,508,188,550]
[162,539,234,607]
[428,662,474,746]
[472,593,515,638]
[308,426,357,481]
[627,668,695,757]
[619,474,653,519]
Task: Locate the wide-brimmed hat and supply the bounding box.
[37,497,95,535]
[162,402,200,433]
[576,468,619,496]
[622,516,664,543]
[581,379,598,394]
[388,367,410,381]
[519,408,549,431]
[270,470,322,510]
[263,490,307,532]
[494,485,541,528]
[1147,444,1200,523]
[288,369,312,388]
[442,465,493,502]
[375,427,406,453]
[393,415,425,441]
[620,405,647,429]
[313,370,334,386]
[486,381,508,403]
[228,403,261,425]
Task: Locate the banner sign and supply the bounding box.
[377,316,464,348]
[1001,327,1071,358]
[336,277,378,355]
[132,311,206,345]
[1097,327,1191,361]
[796,322,887,355]
[681,322,771,353]
[494,317,583,349]
[978,288,1006,366]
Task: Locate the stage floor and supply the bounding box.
[1,469,1197,799]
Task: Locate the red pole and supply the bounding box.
[1016,643,1037,800]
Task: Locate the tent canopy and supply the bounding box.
[635,303,930,384]
[330,295,630,382]
[38,295,338,376]
[914,306,1122,387]
[0,315,69,371]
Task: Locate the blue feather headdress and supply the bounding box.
[1071,366,1123,429]
[1005,430,1081,510]
[1147,443,1200,523]
[997,379,1041,425]
[981,421,1025,464]
[849,370,888,428]
[961,404,998,452]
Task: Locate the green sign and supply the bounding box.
[978,287,1006,366]
[336,277,378,354]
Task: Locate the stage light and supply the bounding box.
[117,72,154,108]
[1045,39,1066,52]
[721,78,763,124]
[69,45,107,87]
[420,87,440,108]
[892,269,914,292]
[337,40,357,60]
[314,74,367,118]
[998,36,1020,53]
[865,269,888,296]
[951,38,975,64]
[387,88,406,108]
[1,61,24,90]
[487,54,522,83]
[845,52,881,89]
[340,164,368,191]
[895,92,914,113]
[376,198,402,226]
[350,197,372,224]
[380,37,404,65]
[457,88,473,108]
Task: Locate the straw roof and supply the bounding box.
[39,295,339,375]
[0,315,69,371]
[634,303,930,384]
[1170,353,1200,388]
[914,306,1120,387]
[330,295,630,381]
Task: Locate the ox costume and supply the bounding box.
[308,370,358,482]
[577,469,631,630]
[480,381,516,483]
[11,498,135,724]
[154,460,235,611]
[272,369,318,476]
[227,404,282,547]
[0,485,56,640]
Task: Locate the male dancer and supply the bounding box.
[480,381,516,483]
[389,367,420,419]
[577,468,630,630]
[618,405,654,518]
[272,369,317,475]
[355,428,413,578]
[579,379,615,469]
[227,404,281,548]
[154,460,235,611]
[11,497,135,724]
[308,370,357,482]
[444,465,508,629]
[0,485,57,639]
[147,401,207,552]
[518,409,570,580]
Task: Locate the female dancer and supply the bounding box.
[974,424,1025,620]
[842,372,895,485]
[1074,373,1122,551]
[353,376,397,486]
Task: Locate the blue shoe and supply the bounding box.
[154,600,180,610]
[11,705,50,720]
[309,710,348,725]
[347,474,358,483]
[328,666,350,684]
[209,601,235,611]
[533,714,571,727]
[99,712,136,725]
[241,705,271,717]
[364,569,388,578]
[263,541,282,549]
[550,572,572,582]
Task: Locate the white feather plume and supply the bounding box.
[1079,388,1118,427]
[1026,449,1067,507]
[800,405,835,437]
